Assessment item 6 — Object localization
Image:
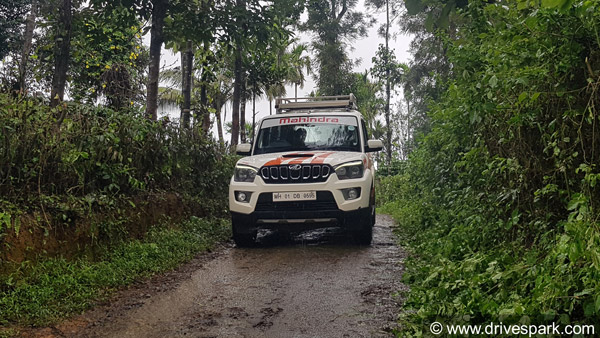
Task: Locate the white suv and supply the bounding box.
[228,95,383,246]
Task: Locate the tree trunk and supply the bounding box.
[200,77,210,134]
[50,0,72,107]
[231,44,242,146]
[230,0,245,147]
[251,89,256,140]
[215,100,224,146]
[384,0,392,167]
[240,73,247,143]
[180,40,193,128]
[19,0,37,94]
[145,0,168,120]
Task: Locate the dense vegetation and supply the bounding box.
[0,0,393,330]
[379,0,600,334]
[0,93,234,327]
[0,216,230,326]
[4,0,599,335]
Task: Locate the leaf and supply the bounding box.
[438,1,455,30]
[584,300,595,316]
[405,0,425,15]
[425,12,435,32]
[518,92,527,103]
[567,193,585,210]
[14,217,20,237]
[489,75,498,88]
[541,0,567,8]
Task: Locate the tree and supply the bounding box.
[19,0,38,94]
[300,0,370,95]
[371,44,406,164]
[50,0,72,107]
[0,0,28,61]
[220,0,299,146]
[145,0,168,120]
[349,71,382,136]
[285,43,311,99]
[69,5,145,108]
[180,40,193,128]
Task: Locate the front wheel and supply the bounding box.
[353,220,373,245]
[232,219,257,247]
[351,208,374,246]
[353,187,375,245]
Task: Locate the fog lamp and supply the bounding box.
[341,187,361,200]
[235,191,252,203]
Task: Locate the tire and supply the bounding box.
[353,220,373,245]
[353,186,375,245]
[232,219,257,248]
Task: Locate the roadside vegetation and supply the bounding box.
[3,0,599,335]
[378,0,600,335]
[0,217,230,326]
[0,92,234,328]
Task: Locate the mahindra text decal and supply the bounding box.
[261,115,358,128]
[279,116,339,124]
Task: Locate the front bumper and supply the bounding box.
[229,170,373,215]
[231,206,371,233]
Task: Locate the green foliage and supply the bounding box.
[301,0,370,95]
[0,0,28,60]
[380,0,600,335]
[0,94,235,206]
[69,5,147,108]
[0,216,230,326]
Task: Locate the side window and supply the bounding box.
[361,119,369,152]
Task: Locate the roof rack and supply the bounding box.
[275,94,358,114]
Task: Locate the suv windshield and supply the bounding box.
[254,116,360,155]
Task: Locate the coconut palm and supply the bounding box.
[285,43,312,100]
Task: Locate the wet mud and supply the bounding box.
[26,215,407,338]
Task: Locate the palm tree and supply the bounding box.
[285,43,312,100]
[266,82,286,115]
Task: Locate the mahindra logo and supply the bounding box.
[289,164,302,170]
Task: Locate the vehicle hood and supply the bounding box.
[237,151,365,168]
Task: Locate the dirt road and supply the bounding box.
[42,215,406,338]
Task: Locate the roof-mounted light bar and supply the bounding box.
[275,94,358,114]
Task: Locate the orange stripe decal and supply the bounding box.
[264,158,284,166]
[311,152,334,164]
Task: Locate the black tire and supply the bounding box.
[233,232,256,247]
[353,186,375,245]
[353,220,373,245]
[232,219,257,247]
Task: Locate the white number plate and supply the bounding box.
[273,191,317,202]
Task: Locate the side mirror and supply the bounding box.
[366,140,383,152]
[236,143,252,156]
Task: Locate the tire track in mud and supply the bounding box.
[27,215,407,338]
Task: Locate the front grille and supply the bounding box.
[260,164,332,184]
[255,191,338,211]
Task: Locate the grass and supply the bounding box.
[0,216,231,328]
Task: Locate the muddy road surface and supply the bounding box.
[40,215,407,338]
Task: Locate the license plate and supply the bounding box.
[273,191,317,202]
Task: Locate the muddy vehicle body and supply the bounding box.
[229,95,383,246]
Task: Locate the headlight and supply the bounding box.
[234,165,257,182]
[335,161,364,180]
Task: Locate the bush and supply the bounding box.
[0,94,235,206]
[0,216,231,326]
[380,2,600,335]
